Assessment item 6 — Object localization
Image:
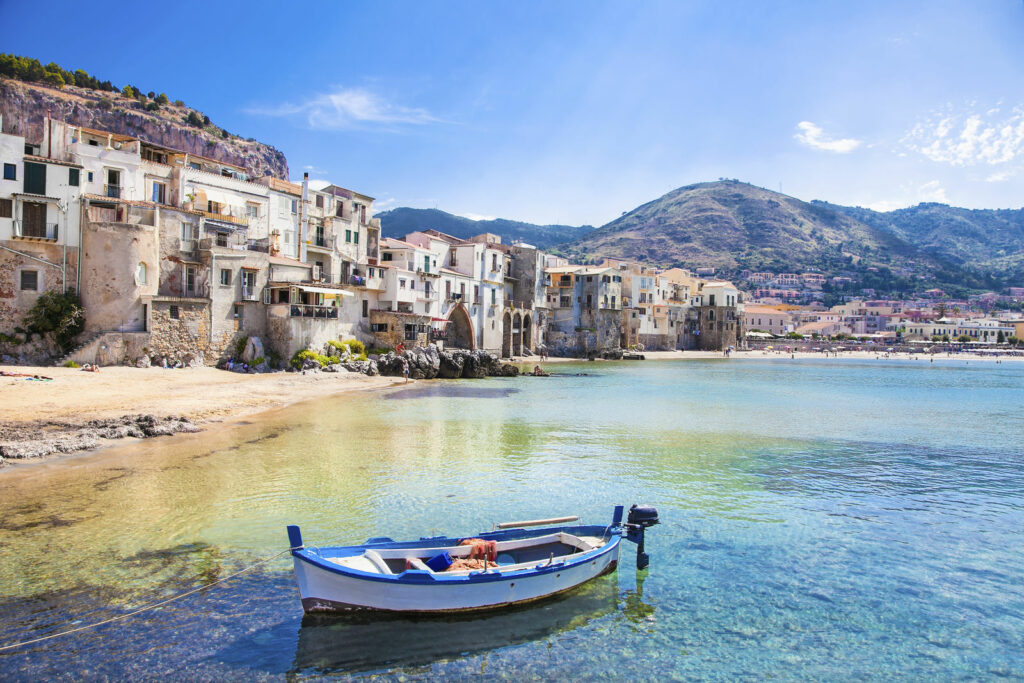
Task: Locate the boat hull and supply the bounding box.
[292,530,622,613]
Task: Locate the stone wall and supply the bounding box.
[147,298,213,365]
[695,306,742,350]
[80,220,158,334]
[0,240,78,336]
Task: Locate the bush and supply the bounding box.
[186,111,203,127]
[956,335,972,343]
[23,289,85,354]
[145,101,160,111]
[63,360,80,368]
[173,99,185,107]
[42,71,65,87]
[154,93,168,105]
[234,336,248,359]
[291,349,329,369]
[97,97,113,111]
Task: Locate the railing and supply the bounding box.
[309,233,335,249]
[105,184,121,198]
[241,285,258,301]
[289,304,339,319]
[198,210,249,227]
[13,221,58,240]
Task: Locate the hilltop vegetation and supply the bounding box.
[0,54,288,178]
[377,207,594,250]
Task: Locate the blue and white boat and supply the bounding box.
[286,505,659,613]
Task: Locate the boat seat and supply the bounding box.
[406,557,432,572]
[363,549,393,574]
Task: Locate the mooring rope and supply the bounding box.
[0,547,296,652]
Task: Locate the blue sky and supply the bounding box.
[5,1,1024,225]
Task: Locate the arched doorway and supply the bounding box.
[501,311,512,358]
[521,314,532,353]
[446,304,475,349]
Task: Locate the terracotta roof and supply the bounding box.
[268,255,310,268]
[257,176,302,196]
[23,154,82,168]
[381,237,420,249]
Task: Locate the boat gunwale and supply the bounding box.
[292,524,620,585]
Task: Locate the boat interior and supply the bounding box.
[326,532,608,576]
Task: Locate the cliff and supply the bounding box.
[0,78,289,179]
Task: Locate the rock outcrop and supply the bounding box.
[374,346,519,380]
[0,414,199,463]
[0,79,289,179]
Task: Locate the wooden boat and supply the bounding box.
[286,504,658,613]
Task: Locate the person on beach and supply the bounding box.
[402,358,410,383]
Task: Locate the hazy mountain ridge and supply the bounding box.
[376,207,594,249]
[820,201,1024,280]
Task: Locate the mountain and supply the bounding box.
[377,207,593,250]
[0,77,288,179]
[560,180,924,273]
[821,201,1024,282]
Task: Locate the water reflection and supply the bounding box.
[286,572,645,677]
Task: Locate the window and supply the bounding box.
[449,248,458,267]
[362,300,368,318]
[20,270,39,291]
[491,288,496,305]
[246,204,259,218]
[220,269,232,286]
[87,171,94,183]
[382,252,393,261]
[345,229,352,243]
[216,232,228,247]
[69,168,80,187]
[371,323,388,333]
[0,198,11,218]
[136,262,148,285]
[335,202,344,217]
[399,278,407,289]
[474,285,479,303]
[491,254,498,271]
[24,162,46,195]
[185,265,197,296]
[290,200,298,213]
[169,305,180,320]
[586,294,592,307]
[353,230,358,244]
[315,195,323,208]
[152,182,166,204]
[3,163,15,180]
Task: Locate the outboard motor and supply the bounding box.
[624,504,659,570]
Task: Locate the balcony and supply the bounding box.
[13,220,58,241]
[289,304,339,320]
[105,184,121,199]
[241,285,259,302]
[308,232,336,250]
[199,210,249,228]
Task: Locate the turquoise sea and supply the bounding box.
[0,357,1022,680]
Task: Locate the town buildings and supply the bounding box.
[1,115,748,365]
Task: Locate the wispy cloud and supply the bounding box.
[918,180,948,203]
[454,211,497,221]
[903,105,1024,166]
[794,121,862,153]
[985,169,1015,183]
[247,86,441,130]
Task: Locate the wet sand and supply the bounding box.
[0,365,406,467]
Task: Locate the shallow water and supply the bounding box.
[1,358,1022,680]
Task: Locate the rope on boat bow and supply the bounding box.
[0,547,299,652]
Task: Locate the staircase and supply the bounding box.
[57,331,110,365]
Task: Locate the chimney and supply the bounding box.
[299,172,309,263]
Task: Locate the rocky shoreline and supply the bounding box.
[0,414,200,466]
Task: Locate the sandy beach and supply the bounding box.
[0,365,406,466]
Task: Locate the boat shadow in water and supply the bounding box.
[287,572,649,677]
